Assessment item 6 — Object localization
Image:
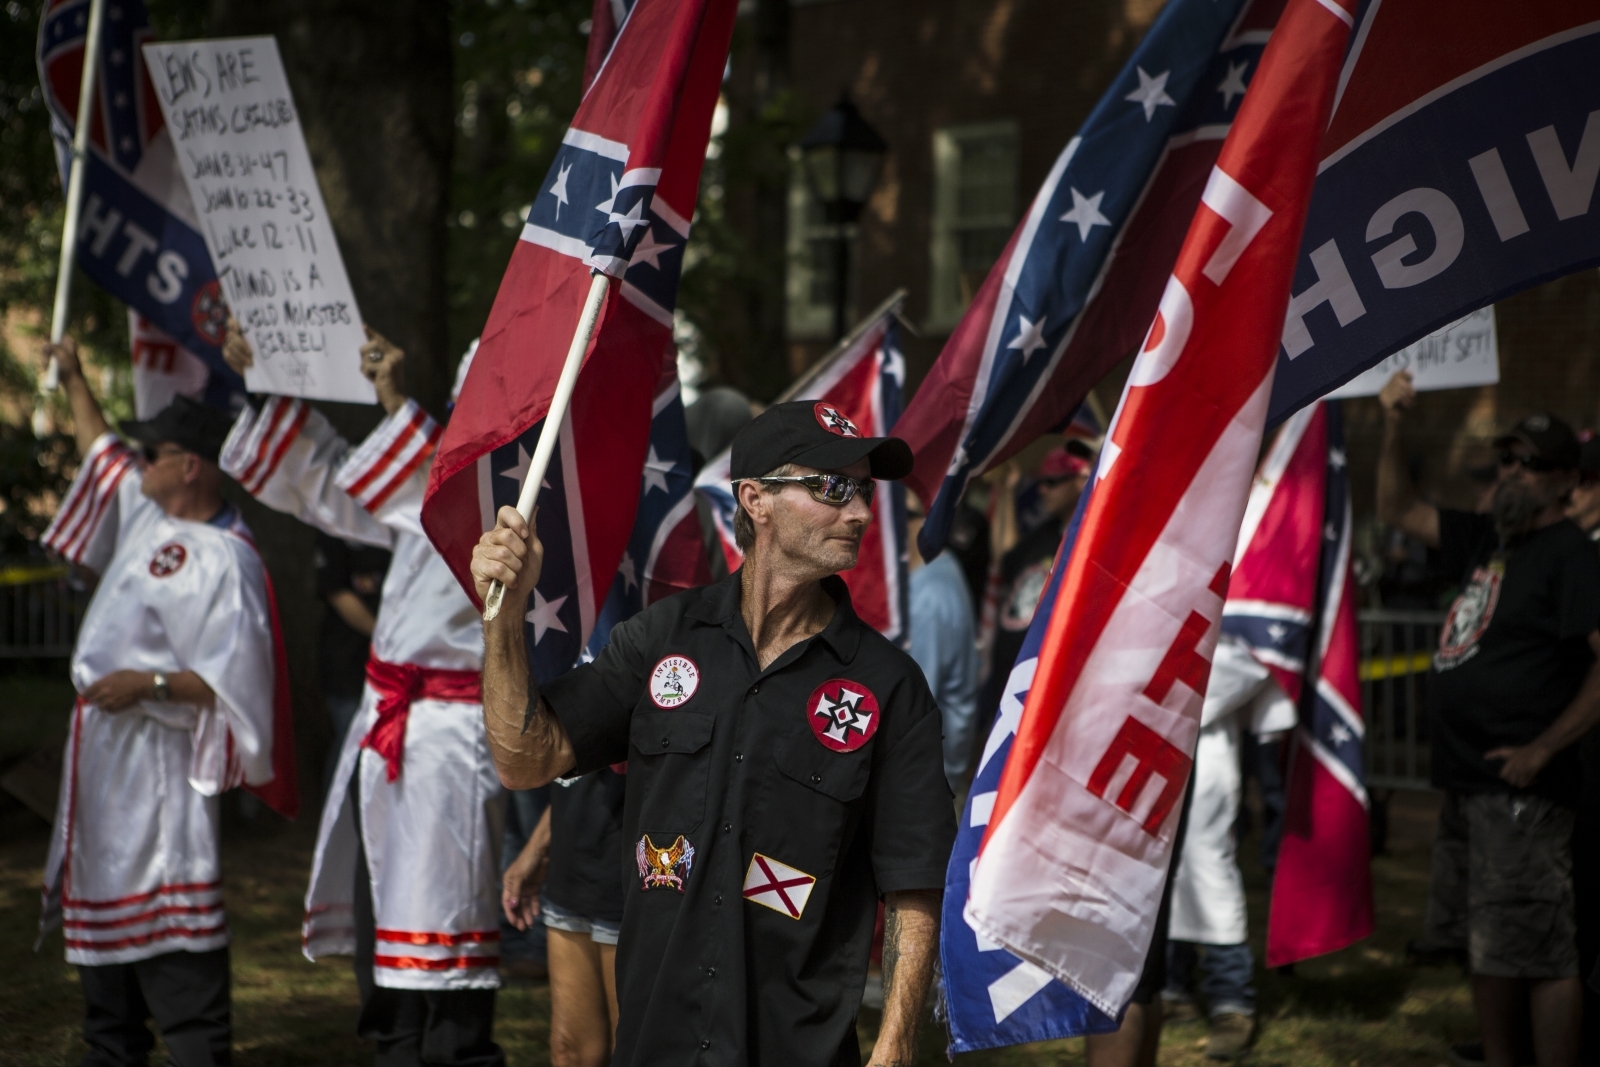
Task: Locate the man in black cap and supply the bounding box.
[37,337,289,1067]
[1379,371,1600,1067]
[472,400,956,1067]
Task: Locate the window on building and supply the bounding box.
[786,148,850,341]
[928,120,1019,332]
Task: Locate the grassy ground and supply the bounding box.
[0,777,1474,1066]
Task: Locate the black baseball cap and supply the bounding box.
[730,400,913,481]
[120,395,234,464]
[1493,412,1580,471]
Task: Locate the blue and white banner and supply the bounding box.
[37,0,241,408]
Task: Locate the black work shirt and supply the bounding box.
[542,572,955,1067]
[1430,510,1600,806]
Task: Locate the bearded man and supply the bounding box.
[1379,371,1600,1067]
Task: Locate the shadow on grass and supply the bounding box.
[1259,965,1415,1021]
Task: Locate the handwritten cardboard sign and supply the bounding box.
[1326,306,1499,399]
[141,37,374,403]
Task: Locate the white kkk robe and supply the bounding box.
[222,397,504,990]
[38,434,282,966]
[1168,638,1296,946]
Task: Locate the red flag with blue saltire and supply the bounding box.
[1224,400,1374,966]
[422,0,736,680]
[964,0,1355,1015]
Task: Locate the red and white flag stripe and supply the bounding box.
[966,0,1355,1016]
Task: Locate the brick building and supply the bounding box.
[772,0,1600,556]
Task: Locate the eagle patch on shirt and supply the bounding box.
[742,853,817,919]
[148,542,188,578]
[806,679,880,752]
[636,833,695,892]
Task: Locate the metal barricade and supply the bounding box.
[1358,608,1445,793]
[0,566,91,658]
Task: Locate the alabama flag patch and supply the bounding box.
[742,853,817,919]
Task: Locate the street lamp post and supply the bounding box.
[797,96,887,342]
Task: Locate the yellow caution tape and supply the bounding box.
[0,565,70,587]
[1358,651,1433,681]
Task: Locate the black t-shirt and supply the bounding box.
[314,533,391,699]
[1429,510,1600,805]
[542,572,955,1067]
[545,767,627,923]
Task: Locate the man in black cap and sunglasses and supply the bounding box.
[472,400,955,1067]
[1379,371,1600,1067]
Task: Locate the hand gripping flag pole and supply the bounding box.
[41,0,107,392]
[481,269,610,623]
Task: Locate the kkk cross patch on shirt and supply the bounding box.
[813,402,861,438]
[148,542,188,578]
[636,833,695,892]
[742,853,817,919]
[806,679,879,752]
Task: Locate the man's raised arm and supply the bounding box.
[472,505,576,789]
[43,337,111,459]
[1376,370,1441,548]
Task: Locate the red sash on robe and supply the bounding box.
[362,657,483,781]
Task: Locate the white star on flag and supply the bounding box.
[815,688,873,745]
[1217,60,1249,109]
[742,853,817,919]
[548,162,572,218]
[608,198,650,241]
[500,444,551,490]
[618,552,638,593]
[641,445,674,495]
[1329,447,1347,469]
[1059,187,1111,242]
[1329,722,1353,745]
[1124,66,1175,121]
[1266,622,1288,643]
[526,589,569,645]
[595,172,621,216]
[630,226,674,270]
[1325,522,1339,541]
[1006,315,1049,363]
[881,345,906,387]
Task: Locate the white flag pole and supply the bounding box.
[482,270,611,622]
[42,0,109,392]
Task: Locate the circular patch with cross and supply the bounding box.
[813,402,862,438]
[806,679,880,752]
[148,542,188,578]
[649,655,700,709]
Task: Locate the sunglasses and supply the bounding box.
[754,473,876,506]
[141,444,188,464]
[1498,450,1559,473]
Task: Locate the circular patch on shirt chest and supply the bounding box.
[649,655,700,708]
[806,679,880,752]
[148,542,188,578]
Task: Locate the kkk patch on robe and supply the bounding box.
[649,655,700,709]
[806,679,879,753]
[742,853,817,919]
[148,542,187,577]
[814,402,862,437]
[636,833,695,891]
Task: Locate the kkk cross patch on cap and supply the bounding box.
[742,853,817,920]
[636,833,695,892]
[649,655,700,709]
[149,542,187,578]
[813,402,862,438]
[806,679,880,752]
